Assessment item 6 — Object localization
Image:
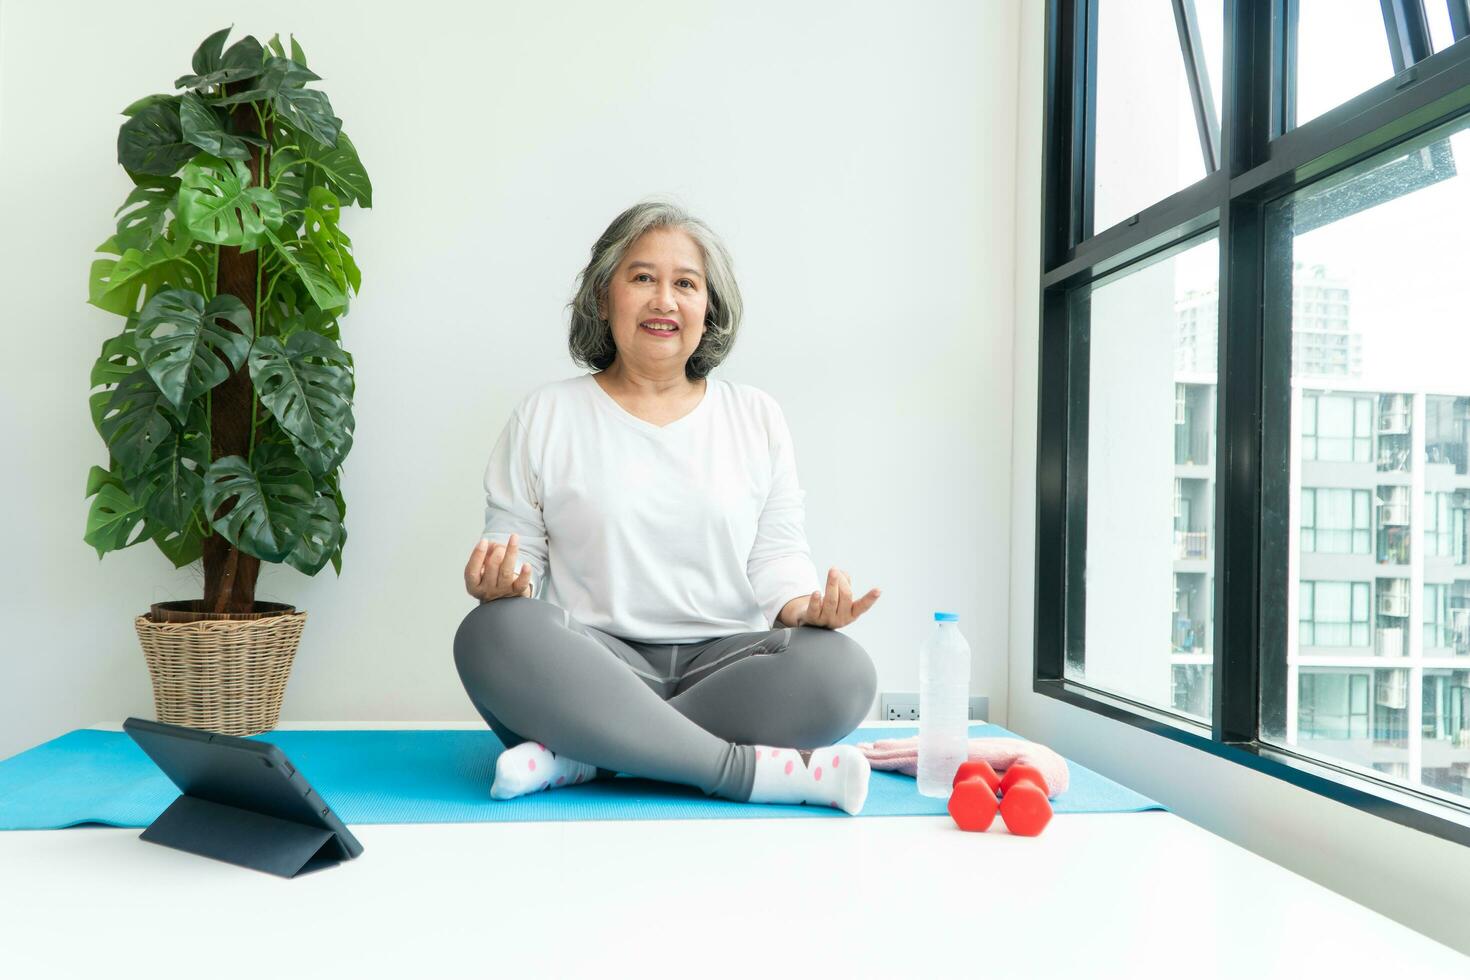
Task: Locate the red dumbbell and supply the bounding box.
[947,776,999,831]
[996,764,1053,837]
[952,759,1001,793]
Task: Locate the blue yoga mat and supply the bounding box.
[0,723,1162,830]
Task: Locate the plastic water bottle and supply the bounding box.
[917,611,972,797]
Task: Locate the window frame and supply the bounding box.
[1036,0,1470,846]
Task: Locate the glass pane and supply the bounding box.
[1295,0,1397,128]
[1195,0,1224,139]
[1071,234,1219,722]
[1264,110,1470,804]
[1297,667,1410,772]
[1422,670,1470,799]
[1092,1,1213,233]
[1427,1,1460,53]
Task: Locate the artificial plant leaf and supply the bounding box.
[178,92,251,160]
[121,93,176,117]
[122,401,210,530]
[136,289,254,413]
[113,174,180,253]
[221,35,266,70]
[90,322,141,437]
[117,101,197,177]
[192,26,232,74]
[304,186,361,294]
[291,403,355,478]
[90,321,140,390]
[283,494,342,575]
[247,331,352,450]
[325,468,347,575]
[263,226,347,310]
[84,481,151,558]
[151,511,206,567]
[273,86,340,148]
[98,368,185,475]
[85,464,117,499]
[267,145,308,215]
[313,131,370,207]
[275,302,342,343]
[88,234,208,317]
[175,34,265,90]
[269,129,371,210]
[202,444,316,563]
[213,55,320,105]
[178,155,283,249]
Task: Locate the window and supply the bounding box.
[1422,670,1470,799]
[1292,1,1397,127]
[1300,488,1371,553]
[1427,1,1470,54]
[1298,670,1370,740]
[1091,1,1221,234]
[1299,581,1371,648]
[1069,235,1219,718]
[1262,108,1470,791]
[1039,0,1470,844]
[1300,393,1372,463]
[1425,584,1451,650]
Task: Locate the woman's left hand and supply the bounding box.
[796,567,880,630]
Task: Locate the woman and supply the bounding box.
[453,200,881,814]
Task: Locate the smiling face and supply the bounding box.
[597,226,709,379]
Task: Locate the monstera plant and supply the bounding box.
[84,26,370,617]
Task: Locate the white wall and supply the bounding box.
[0,0,1021,758]
[1007,1,1470,956]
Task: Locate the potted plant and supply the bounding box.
[83,26,372,735]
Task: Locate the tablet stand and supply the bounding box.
[140,794,351,878]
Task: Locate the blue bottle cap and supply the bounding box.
[934,611,959,621]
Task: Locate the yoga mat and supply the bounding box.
[0,723,1163,830]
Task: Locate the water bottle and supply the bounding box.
[917,611,972,797]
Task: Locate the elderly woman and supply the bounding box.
[453,200,880,814]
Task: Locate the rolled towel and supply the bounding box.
[855,736,1070,798]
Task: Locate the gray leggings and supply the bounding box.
[452,596,878,802]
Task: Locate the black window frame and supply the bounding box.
[1036,0,1470,847]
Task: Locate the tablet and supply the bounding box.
[122,717,363,866]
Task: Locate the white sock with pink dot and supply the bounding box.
[746,744,870,815]
[490,741,598,800]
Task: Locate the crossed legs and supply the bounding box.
[452,596,877,802]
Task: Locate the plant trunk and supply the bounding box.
[203,94,266,615]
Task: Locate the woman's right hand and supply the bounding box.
[465,533,534,603]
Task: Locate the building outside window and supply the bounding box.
[1299,670,1369,740]
[1301,393,1372,463]
[1301,488,1370,554]
[1299,581,1371,648]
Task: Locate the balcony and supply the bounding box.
[1375,628,1405,658]
[1377,502,1409,526]
[1378,591,1409,619]
[1172,618,1206,654]
[1452,608,1470,656]
[1376,446,1411,473]
[1378,395,1411,435]
[1173,531,1208,560]
[1375,671,1408,710]
[1378,411,1410,436]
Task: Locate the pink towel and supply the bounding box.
[855,736,1070,798]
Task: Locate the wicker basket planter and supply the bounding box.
[134,600,308,736]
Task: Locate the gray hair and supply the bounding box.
[567,199,743,382]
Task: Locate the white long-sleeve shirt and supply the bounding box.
[481,373,823,643]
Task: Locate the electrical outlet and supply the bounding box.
[881,694,920,721]
[880,694,989,722]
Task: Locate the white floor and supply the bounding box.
[2,721,1465,978]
